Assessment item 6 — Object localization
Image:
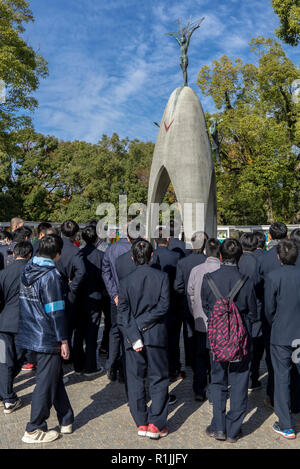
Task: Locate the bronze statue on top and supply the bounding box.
[167,17,205,87]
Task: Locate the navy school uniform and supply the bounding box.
[238,252,264,387]
[115,249,137,281]
[258,245,281,402]
[151,246,181,375]
[117,265,170,430]
[168,237,189,259]
[201,264,258,439]
[174,252,207,367]
[265,265,300,429]
[73,244,105,373]
[102,239,131,374]
[0,259,28,403]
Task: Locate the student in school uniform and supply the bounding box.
[264,240,300,439]
[32,223,53,256]
[201,238,257,443]
[258,222,288,408]
[117,239,170,439]
[15,235,74,444]
[174,232,208,367]
[290,229,300,267]
[238,233,264,391]
[0,242,33,413]
[151,230,181,380]
[72,225,105,376]
[187,238,221,402]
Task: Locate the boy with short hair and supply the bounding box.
[15,235,74,444]
[265,240,300,439]
[118,240,170,439]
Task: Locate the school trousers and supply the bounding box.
[0,333,23,403]
[125,345,169,430]
[105,304,123,374]
[192,331,211,395]
[73,309,101,373]
[271,344,300,430]
[209,352,251,439]
[26,352,74,433]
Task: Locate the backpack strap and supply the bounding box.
[206,273,223,300]
[228,275,248,300]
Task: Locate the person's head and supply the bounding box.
[155,227,169,247]
[240,232,257,253]
[290,229,300,249]
[82,225,98,245]
[60,220,79,240]
[13,241,33,261]
[220,238,243,264]
[127,222,145,245]
[166,219,181,239]
[132,239,153,266]
[205,238,221,258]
[269,222,287,241]
[37,222,52,240]
[277,240,298,265]
[45,227,59,236]
[253,231,266,250]
[87,219,98,227]
[13,227,32,243]
[191,231,208,254]
[0,230,12,244]
[10,217,24,232]
[38,234,63,261]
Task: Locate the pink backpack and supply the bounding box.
[206,274,248,363]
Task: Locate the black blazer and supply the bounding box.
[201,264,258,343]
[55,237,86,301]
[0,259,28,333]
[264,265,300,345]
[259,246,281,278]
[77,245,105,311]
[117,265,170,350]
[168,237,189,258]
[115,249,136,282]
[174,252,206,295]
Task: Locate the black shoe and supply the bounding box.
[227,430,242,443]
[106,369,117,381]
[205,426,226,441]
[84,367,104,377]
[195,393,206,402]
[168,394,177,406]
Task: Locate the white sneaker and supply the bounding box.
[22,429,59,444]
[60,424,73,434]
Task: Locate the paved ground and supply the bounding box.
[1,325,300,450]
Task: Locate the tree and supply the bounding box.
[272,0,300,46]
[197,37,300,225]
[0,0,48,219]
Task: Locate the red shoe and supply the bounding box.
[146,424,168,439]
[21,363,36,371]
[138,425,148,437]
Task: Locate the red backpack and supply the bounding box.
[206,274,249,363]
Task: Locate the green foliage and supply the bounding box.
[272,0,300,46]
[198,37,300,225]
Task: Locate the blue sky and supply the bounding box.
[24,0,300,144]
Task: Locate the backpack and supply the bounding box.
[206,274,248,363]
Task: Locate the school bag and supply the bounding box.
[206,273,248,363]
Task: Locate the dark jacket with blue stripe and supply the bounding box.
[15,257,68,354]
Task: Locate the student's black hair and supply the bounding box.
[37,222,52,236]
[0,230,12,242]
[39,234,63,259]
[60,220,79,238]
[220,238,243,264]
[269,222,287,240]
[205,238,221,258]
[132,239,153,265]
[82,225,98,245]
[13,227,32,243]
[290,229,300,249]
[13,241,33,259]
[253,231,266,250]
[240,232,257,252]
[87,219,98,227]
[277,240,298,265]
[127,222,145,244]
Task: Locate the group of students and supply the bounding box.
[0,217,300,445]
